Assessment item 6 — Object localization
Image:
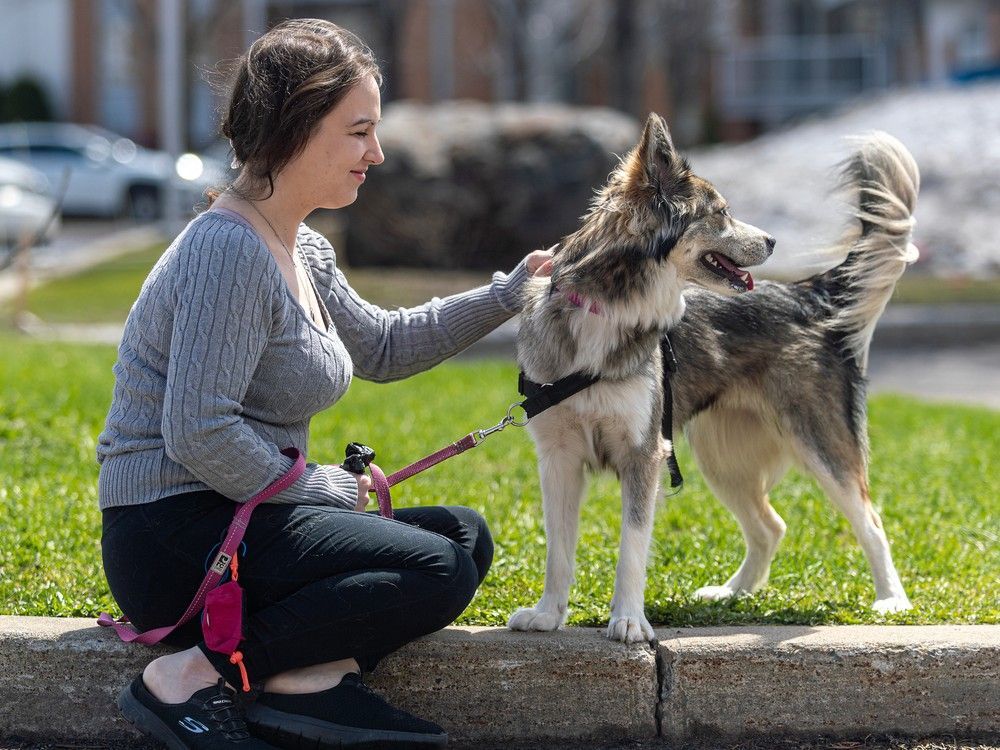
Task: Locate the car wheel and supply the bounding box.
[127,185,161,221]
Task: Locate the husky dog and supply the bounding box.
[510,115,918,643]
[509,113,775,642]
[670,132,917,616]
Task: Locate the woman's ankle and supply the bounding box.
[263,657,360,694]
[142,647,225,704]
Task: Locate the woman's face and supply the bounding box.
[293,73,384,210]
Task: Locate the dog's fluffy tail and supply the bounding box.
[817,132,920,371]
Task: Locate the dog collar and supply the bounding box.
[552,285,602,315]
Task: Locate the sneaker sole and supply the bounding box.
[117,681,195,750]
[246,704,448,749]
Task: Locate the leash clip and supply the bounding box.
[474,402,529,444]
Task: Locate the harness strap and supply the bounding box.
[517,370,600,419]
[660,334,684,489]
[518,337,683,488]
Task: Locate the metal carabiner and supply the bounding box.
[473,401,530,444]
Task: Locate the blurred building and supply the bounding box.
[1,0,998,148]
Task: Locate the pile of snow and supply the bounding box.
[686,82,1000,278]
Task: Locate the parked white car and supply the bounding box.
[0,155,59,251]
[0,122,227,220]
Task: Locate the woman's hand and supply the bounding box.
[526,244,558,277]
[352,473,372,512]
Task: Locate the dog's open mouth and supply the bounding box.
[700,252,754,292]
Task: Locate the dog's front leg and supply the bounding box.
[607,451,659,643]
[508,447,585,633]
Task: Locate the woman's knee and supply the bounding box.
[442,506,494,584]
[437,540,481,622]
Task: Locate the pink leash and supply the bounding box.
[367,434,477,519]
[97,448,307,645]
[365,404,528,518]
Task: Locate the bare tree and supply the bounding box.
[487,0,612,103]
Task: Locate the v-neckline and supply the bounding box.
[205,207,331,333]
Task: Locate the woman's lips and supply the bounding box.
[351,170,366,183]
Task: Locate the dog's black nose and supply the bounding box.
[765,235,776,252]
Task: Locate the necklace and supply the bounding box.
[226,187,325,326]
[227,188,296,264]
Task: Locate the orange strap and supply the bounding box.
[226,554,248,692]
[229,650,250,692]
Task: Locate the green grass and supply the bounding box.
[2,333,998,626]
[5,243,168,324]
[890,275,1000,305]
[4,241,495,325]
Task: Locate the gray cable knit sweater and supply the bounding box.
[96,209,527,511]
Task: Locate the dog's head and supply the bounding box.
[556,113,774,300]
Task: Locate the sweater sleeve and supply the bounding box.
[299,227,529,383]
[161,223,358,508]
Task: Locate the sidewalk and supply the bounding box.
[1,618,997,746]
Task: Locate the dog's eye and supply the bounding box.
[719,207,730,217]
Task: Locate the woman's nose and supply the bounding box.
[368,134,385,166]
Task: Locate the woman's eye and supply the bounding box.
[351,131,368,138]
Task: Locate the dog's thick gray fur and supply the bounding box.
[671,133,918,614]
[510,116,917,642]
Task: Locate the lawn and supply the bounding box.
[2,333,997,626]
[4,241,494,325]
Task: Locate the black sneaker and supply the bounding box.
[117,674,277,749]
[245,673,448,748]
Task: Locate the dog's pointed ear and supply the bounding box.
[628,113,688,197]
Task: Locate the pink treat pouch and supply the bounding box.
[202,579,244,654]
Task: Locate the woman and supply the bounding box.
[98,18,551,750]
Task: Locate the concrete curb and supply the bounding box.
[1,618,997,745]
[656,626,1000,741]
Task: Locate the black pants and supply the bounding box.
[101,491,493,689]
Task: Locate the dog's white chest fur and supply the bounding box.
[527,376,655,461]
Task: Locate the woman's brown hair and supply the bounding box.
[216,18,381,200]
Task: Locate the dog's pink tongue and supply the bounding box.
[712,253,754,290]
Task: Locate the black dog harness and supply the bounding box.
[517,333,684,489]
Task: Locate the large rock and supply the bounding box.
[341,101,640,270]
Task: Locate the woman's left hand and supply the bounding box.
[526,244,557,277]
[352,472,372,512]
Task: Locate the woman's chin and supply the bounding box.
[322,190,360,211]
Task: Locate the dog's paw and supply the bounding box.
[872,596,912,614]
[606,613,654,643]
[693,584,740,601]
[507,606,564,632]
